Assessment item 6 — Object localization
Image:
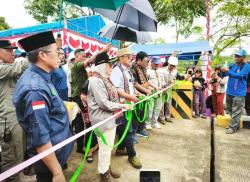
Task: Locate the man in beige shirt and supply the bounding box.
[0,40,28,181]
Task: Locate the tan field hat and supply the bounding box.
[116,48,132,57]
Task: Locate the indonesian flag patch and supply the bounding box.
[32,101,45,110]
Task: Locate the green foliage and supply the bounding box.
[211,56,234,68]
[149,0,206,42]
[211,0,250,56]
[24,0,59,23]
[153,37,166,44]
[24,0,86,23]
[0,16,10,31]
[177,61,194,73]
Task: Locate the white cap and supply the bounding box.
[68,51,75,61]
[168,56,178,66]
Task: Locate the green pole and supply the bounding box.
[58,0,64,33]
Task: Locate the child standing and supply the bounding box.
[192,69,207,118]
[209,65,227,116]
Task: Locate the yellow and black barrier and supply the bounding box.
[170,81,193,120]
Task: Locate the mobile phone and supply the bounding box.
[140,170,160,182]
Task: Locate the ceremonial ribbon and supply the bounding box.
[0,83,178,182]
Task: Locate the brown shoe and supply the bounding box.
[100,170,112,182]
[109,166,121,178]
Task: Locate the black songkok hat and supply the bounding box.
[94,52,118,66]
[18,31,56,52]
[0,40,17,49]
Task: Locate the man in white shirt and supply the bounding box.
[110,48,142,169]
[159,56,178,123]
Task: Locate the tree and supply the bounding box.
[149,0,206,42]
[24,0,90,23]
[0,16,10,31]
[153,37,166,44]
[24,0,59,23]
[210,0,250,56]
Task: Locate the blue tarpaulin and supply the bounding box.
[0,15,119,47]
[131,41,212,61]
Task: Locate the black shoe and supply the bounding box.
[86,155,94,163]
[166,118,173,123]
[62,163,68,170]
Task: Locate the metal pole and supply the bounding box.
[205,0,211,96]
[59,0,64,33]
[206,0,210,41]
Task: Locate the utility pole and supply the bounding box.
[205,0,211,96]
[206,0,210,41]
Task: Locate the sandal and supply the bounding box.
[86,155,94,163]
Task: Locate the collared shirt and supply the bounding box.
[0,58,28,131]
[110,64,135,97]
[13,64,73,173]
[159,67,177,86]
[130,62,148,85]
[226,63,250,96]
[88,77,124,133]
[147,68,165,89]
[51,66,68,101]
[62,62,73,98]
[71,62,88,98]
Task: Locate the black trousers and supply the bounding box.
[36,172,53,182]
[116,116,136,158]
[72,96,85,151]
[245,93,250,115]
[84,122,98,149]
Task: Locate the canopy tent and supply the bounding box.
[0,15,119,56]
[131,41,212,61]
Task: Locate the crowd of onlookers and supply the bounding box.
[0,30,249,182]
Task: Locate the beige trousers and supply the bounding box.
[97,127,116,174]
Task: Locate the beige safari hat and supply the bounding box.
[116,48,132,57]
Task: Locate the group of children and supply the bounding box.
[185,64,228,118]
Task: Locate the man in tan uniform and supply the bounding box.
[0,40,28,181]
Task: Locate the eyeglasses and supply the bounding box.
[40,50,60,57]
[142,58,150,63]
[121,54,132,59]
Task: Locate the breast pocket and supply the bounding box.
[51,96,66,114]
[50,96,68,128]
